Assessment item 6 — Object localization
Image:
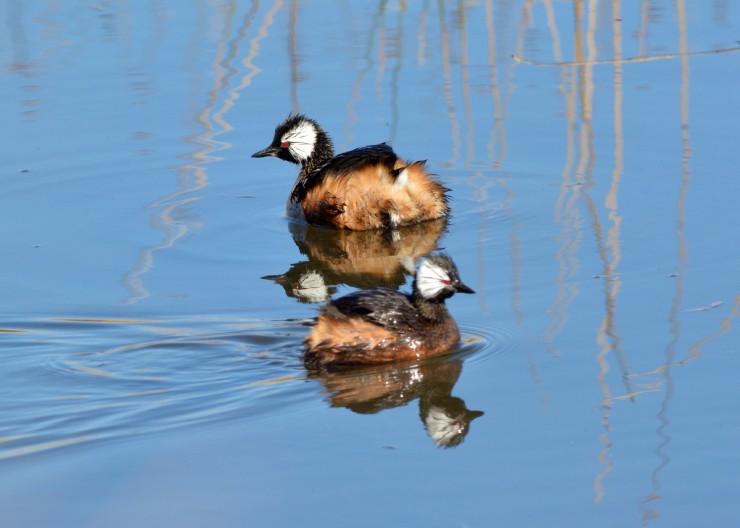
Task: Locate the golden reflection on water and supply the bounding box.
[514,44,740,66]
[309,356,484,448]
[519,0,740,515]
[265,219,446,303]
[546,8,579,360]
[65,360,115,377]
[240,375,301,388]
[479,0,740,512]
[458,3,475,169]
[121,1,285,304]
[637,2,691,520]
[238,0,285,92]
[485,0,507,169]
[340,1,386,151]
[51,317,156,324]
[680,294,740,365]
[593,0,623,503]
[289,0,300,113]
[509,0,721,509]
[4,0,735,497]
[0,436,96,460]
[439,0,462,167]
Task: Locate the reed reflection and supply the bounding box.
[264,218,447,303]
[309,355,483,448]
[640,2,691,521]
[518,0,737,515]
[122,2,281,303]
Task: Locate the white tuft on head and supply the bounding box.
[416,258,451,299]
[294,270,329,303]
[424,406,463,447]
[281,119,317,162]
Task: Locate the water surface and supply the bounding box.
[1,1,739,527]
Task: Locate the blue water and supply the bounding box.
[1,1,739,526]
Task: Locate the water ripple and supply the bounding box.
[458,322,522,365]
[1,316,309,459]
[0,316,514,459]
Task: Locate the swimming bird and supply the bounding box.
[252,114,450,230]
[304,254,474,368]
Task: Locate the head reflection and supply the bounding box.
[309,356,483,448]
[263,218,447,303]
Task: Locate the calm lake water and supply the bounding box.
[2,1,739,526]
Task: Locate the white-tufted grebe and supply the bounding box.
[304,254,474,369]
[252,114,450,230]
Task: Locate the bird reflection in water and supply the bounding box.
[266,217,480,446]
[309,355,483,448]
[263,218,448,303]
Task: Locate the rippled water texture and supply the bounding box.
[1,316,503,458]
[1,1,739,527]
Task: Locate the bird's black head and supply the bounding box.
[414,254,475,302]
[252,114,333,166]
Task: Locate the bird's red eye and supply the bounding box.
[281,141,290,148]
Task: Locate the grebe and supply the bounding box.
[252,114,450,230]
[304,254,474,368]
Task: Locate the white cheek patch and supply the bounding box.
[294,270,329,303]
[424,406,462,447]
[282,121,317,161]
[416,259,449,299]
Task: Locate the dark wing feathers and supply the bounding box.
[294,143,401,211]
[324,288,420,333]
[308,143,397,183]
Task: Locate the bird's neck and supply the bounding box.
[411,294,450,323]
[299,135,335,179]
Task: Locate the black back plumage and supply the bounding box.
[322,288,423,336]
[290,143,401,205]
[321,254,472,333]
